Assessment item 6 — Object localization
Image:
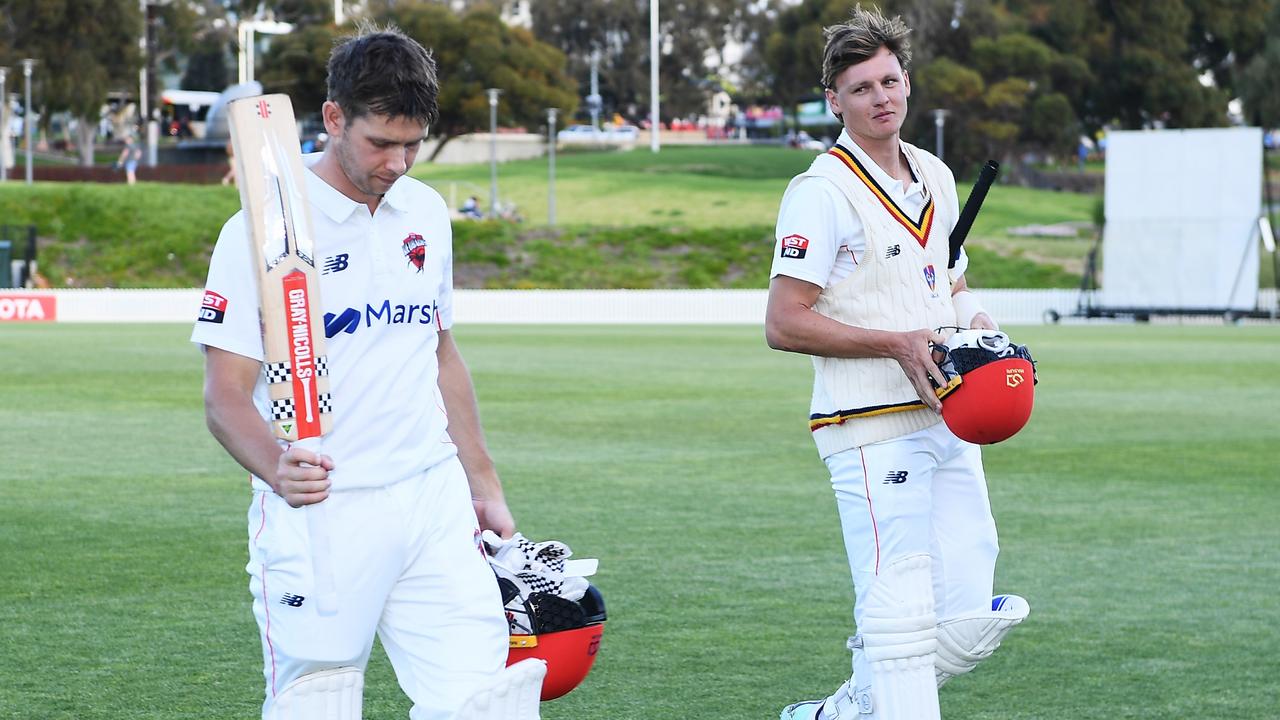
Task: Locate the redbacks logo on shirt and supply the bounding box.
[780,234,809,259]
[402,233,426,272]
[198,290,228,323]
[923,264,938,296]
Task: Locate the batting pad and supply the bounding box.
[455,658,547,720]
[266,666,363,720]
[935,594,1030,687]
[847,554,940,720]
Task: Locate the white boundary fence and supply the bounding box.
[0,288,1157,325]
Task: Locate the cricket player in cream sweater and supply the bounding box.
[765,6,1029,720]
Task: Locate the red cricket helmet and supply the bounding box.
[504,584,607,700]
[935,330,1037,444]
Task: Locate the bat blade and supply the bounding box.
[228,93,338,616]
[227,94,332,442]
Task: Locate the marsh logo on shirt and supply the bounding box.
[198,290,227,323]
[324,298,440,338]
[780,234,809,259]
[402,233,426,272]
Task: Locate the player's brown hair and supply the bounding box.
[821,4,912,89]
[327,23,439,127]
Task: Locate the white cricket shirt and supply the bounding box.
[192,156,457,491]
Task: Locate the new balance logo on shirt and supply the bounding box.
[884,470,909,484]
[280,593,306,608]
[885,244,901,259]
[323,253,350,274]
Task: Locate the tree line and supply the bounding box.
[2,0,1279,172]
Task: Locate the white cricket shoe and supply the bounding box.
[778,700,825,720]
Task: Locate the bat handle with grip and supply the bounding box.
[293,436,339,616]
[948,160,1000,269]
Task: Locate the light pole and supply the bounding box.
[139,0,156,167]
[22,59,35,185]
[587,48,601,132]
[0,67,8,184]
[932,109,949,163]
[547,108,558,227]
[649,0,660,153]
[487,88,501,218]
[238,20,294,85]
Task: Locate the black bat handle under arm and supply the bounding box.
[948,160,999,269]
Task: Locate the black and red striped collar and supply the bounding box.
[827,143,934,248]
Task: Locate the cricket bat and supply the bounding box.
[227,93,338,616]
[948,160,999,269]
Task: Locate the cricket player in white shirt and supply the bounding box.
[192,26,522,720]
[765,6,1029,720]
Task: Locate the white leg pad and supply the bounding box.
[267,667,363,720]
[829,554,939,720]
[936,594,1030,687]
[454,659,547,720]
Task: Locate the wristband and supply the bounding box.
[952,290,996,329]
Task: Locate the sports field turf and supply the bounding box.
[1,322,1277,719]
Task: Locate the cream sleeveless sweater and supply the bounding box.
[782,140,959,457]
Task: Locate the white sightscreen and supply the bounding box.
[1101,127,1262,310]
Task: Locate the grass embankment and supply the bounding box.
[0,145,1096,289]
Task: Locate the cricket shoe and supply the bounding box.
[779,700,825,720]
[780,678,861,720]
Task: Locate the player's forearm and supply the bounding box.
[445,401,505,503]
[437,337,505,502]
[205,396,284,488]
[766,302,903,360]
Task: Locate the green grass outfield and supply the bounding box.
[1,323,1277,719]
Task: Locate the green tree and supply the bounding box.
[233,0,335,26]
[0,0,143,166]
[256,24,334,114]
[762,0,840,131]
[181,39,233,92]
[529,0,646,123]
[388,4,577,158]
[913,56,987,169]
[529,0,777,125]
[1184,0,1269,96]
[259,2,578,160]
[1237,1,1280,126]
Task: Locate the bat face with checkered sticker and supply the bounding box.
[228,94,334,444]
[227,92,339,616]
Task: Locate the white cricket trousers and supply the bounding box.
[827,421,1000,626]
[246,456,508,720]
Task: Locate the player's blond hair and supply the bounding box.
[821,4,913,89]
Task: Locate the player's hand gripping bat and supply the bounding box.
[227,94,339,616]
